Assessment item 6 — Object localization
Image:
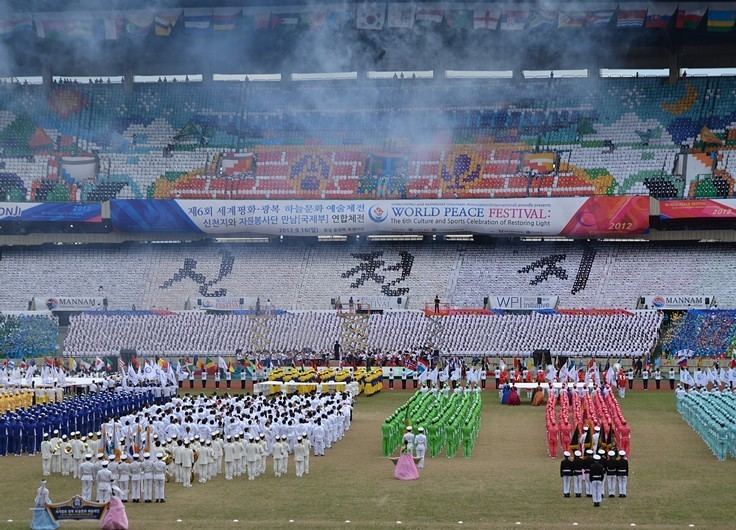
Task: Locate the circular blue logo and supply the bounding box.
[368,205,388,223]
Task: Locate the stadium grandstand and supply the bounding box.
[1,1,736,527]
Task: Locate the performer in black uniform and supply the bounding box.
[560,451,574,497]
[572,450,583,497]
[616,450,629,497]
[606,450,618,497]
[589,455,605,507]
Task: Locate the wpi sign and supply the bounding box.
[489,295,559,311]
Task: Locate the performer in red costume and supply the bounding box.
[558,420,572,453]
[547,421,558,457]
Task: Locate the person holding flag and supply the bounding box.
[225,359,233,389]
[239,359,248,390]
[416,357,429,386]
[175,361,187,389]
[680,366,695,389]
[216,356,229,389]
[616,368,626,399]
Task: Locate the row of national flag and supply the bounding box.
[356,3,736,32]
[2,4,735,40]
[0,7,344,39]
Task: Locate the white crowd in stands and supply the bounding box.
[64,311,662,358]
[438,312,662,356]
[1,242,736,312]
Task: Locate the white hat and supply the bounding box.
[418,427,424,432]
[156,452,164,459]
[101,460,109,467]
[618,450,626,456]
[563,451,571,457]
[406,426,412,431]
[143,452,150,458]
[608,451,616,457]
[593,454,601,460]
[594,426,601,432]
[574,450,581,457]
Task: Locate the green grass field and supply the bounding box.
[2,390,734,529]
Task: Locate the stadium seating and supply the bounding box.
[660,310,736,357]
[63,309,661,358]
[1,241,736,311]
[0,77,735,200]
[0,313,58,358]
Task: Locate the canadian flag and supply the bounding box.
[356,3,386,30]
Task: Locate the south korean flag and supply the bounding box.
[356,3,386,30]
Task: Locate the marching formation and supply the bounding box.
[59,390,353,502]
[0,388,35,412]
[1,389,158,457]
[546,384,631,507]
[676,385,736,460]
[382,385,482,459]
[545,384,631,458]
[559,449,629,507]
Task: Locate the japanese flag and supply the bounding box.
[356,3,386,30]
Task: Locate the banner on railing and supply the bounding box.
[637,295,715,310]
[0,202,102,222]
[111,196,649,237]
[659,199,736,219]
[33,297,106,311]
[188,296,258,310]
[488,295,559,311]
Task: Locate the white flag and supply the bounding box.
[217,356,228,372]
[386,3,414,28]
[127,364,138,385]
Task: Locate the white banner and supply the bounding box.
[488,295,559,311]
[333,295,407,310]
[638,295,715,310]
[33,297,106,311]
[189,296,258,310]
